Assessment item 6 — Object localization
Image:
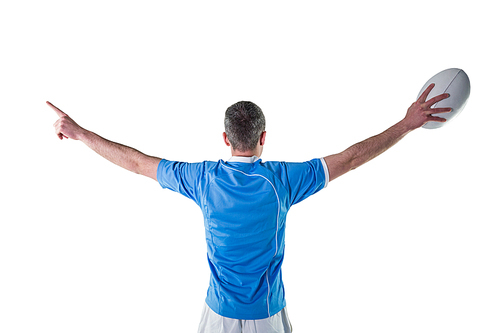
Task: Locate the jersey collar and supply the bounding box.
[227,155,260,163]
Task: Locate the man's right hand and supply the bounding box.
[402,83,451,131]
[48,101,86,140]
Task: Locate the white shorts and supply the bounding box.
[197,302,293,333]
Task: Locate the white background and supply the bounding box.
[1,1,498,332]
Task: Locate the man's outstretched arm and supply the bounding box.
[48,101,161,181]
[324,84,451,182]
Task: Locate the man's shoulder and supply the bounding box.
[260,158,324,169]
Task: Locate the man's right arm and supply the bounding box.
[48,101,161,181]
[324,84,451,182]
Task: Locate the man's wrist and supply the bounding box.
[76,128,92,142]
[398,118,417,134]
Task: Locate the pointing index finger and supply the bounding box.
[46,101,67,117]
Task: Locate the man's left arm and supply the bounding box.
[324,84,451,182]
[48,101,161,181]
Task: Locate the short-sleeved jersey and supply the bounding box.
[157,156,329,320]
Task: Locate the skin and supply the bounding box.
[49,83,450,183]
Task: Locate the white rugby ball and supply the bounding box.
[417,68,470,129]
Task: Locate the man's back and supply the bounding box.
[157,156,328,319]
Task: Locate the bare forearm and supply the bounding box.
[346,119,412,170]
[78,130,157,175]
[324,120,413,181]
[49,101,161,180]
[324,84,450,182]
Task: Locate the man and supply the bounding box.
[48,83,450,333]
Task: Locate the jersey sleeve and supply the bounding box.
[156,159,207,205]
[284,158,329,206]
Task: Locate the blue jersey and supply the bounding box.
[157,156,328,320]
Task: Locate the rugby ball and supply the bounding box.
[417,68,470,129]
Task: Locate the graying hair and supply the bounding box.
[224,101,266,152]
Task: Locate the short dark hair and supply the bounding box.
[224,101,266,152]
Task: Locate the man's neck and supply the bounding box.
[231,149,261,158]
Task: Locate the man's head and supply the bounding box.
[224,101,266,156]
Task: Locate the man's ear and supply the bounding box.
[260,131,267,146]
[223,132,231,147]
